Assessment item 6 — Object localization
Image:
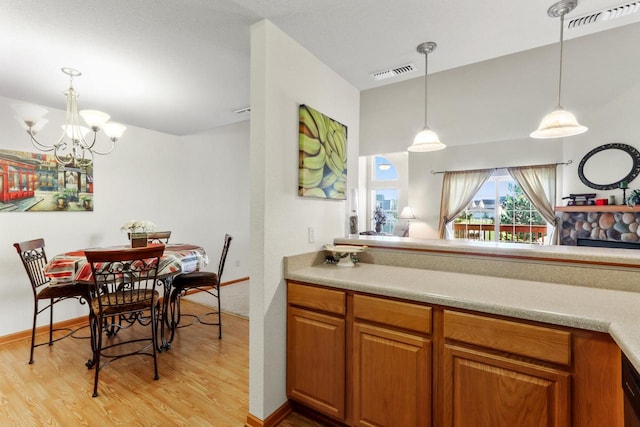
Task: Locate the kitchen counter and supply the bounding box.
[284,239,640,373]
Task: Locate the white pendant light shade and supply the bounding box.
[409,127,446,152]
[102,122,127,141]
[62,124,91,140]
[530,108,587,139]
[11,103,48,124]
[80,109,111,129]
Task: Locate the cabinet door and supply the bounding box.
[442,344,570,427]
[353,322,432,427]
[287,306,346,421]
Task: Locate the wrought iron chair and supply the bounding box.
[85,245,164,397]
[146,231,171,244]
[13,238,89,364]
[166,234,232,343]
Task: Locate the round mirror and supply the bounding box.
[578,143,640,190]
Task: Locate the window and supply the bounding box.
[453,171,548,244]
[362,153,408,235]
[370,155,399,234]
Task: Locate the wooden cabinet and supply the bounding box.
[441,310,622,427]
[352,294,432,427]
[441,310,571,427]
[286,282,623,427]
[286,282,346,421]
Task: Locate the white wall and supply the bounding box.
[0,95,250,337]
[361,22,640,238]
[249,20,360,420]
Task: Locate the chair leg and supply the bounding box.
[92,318,103,397]
[217,285,222,339]
[151,304,159,381]
[48,298,55,346]
[29,301,38,364]
[86,312,98,369]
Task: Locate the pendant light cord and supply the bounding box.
[424,51,429,128]
[557,12,565,108]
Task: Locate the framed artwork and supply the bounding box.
[298,104,347,199]
[0,148,93,212]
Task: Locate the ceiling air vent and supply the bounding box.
[567,1,640,28]
[370,63,415,81]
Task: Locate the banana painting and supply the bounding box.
[299,104,347,199]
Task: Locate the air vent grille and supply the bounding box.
[370,63,415,81]
[567,1,640,28]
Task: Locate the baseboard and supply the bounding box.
[182,276,250,297]
[0,315,88,346]
[245,401,293,427]
[222,276,250,287]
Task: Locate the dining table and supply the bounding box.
[44,243,209,285]
[44,242,209,350]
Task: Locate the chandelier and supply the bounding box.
[11,67,126,167]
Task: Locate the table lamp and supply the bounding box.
[398,207,418,237]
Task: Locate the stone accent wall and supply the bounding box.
[560,211,640,245]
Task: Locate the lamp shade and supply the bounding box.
[408,127,446,152]
[103,122,127,141]
[62,124,90,140]
[530,108,588,139]
[80,110,111,128]
[11,103,48,123]
[398,207,417,220]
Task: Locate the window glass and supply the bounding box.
[374,156,398,181]
[453,173,548,244]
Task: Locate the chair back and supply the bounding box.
[13,238,49,295]
[85,246,165,314]
[147,231,171,244]
[218,234,233,281]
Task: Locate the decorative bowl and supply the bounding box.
[324,244,368,267]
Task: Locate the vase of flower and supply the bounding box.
[121,220,157,247]
[373,207,387,234]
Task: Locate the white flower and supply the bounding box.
[120,220,157,233]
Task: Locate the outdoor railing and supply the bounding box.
[453,223,548,244]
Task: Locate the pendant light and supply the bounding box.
[408,42,446,152]
[531,0,587,139]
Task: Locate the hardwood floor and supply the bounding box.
[0,301,326,426]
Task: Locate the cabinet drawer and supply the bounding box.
[287,282,346,316]
[444,310,571,366]
[354,294,431,334]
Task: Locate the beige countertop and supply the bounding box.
[285,253,640,373]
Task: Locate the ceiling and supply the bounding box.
[1,0,638,136]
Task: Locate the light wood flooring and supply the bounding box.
[0,300,327,426]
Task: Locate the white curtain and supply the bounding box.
[438,169,494,239]
[507,164,558,245]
